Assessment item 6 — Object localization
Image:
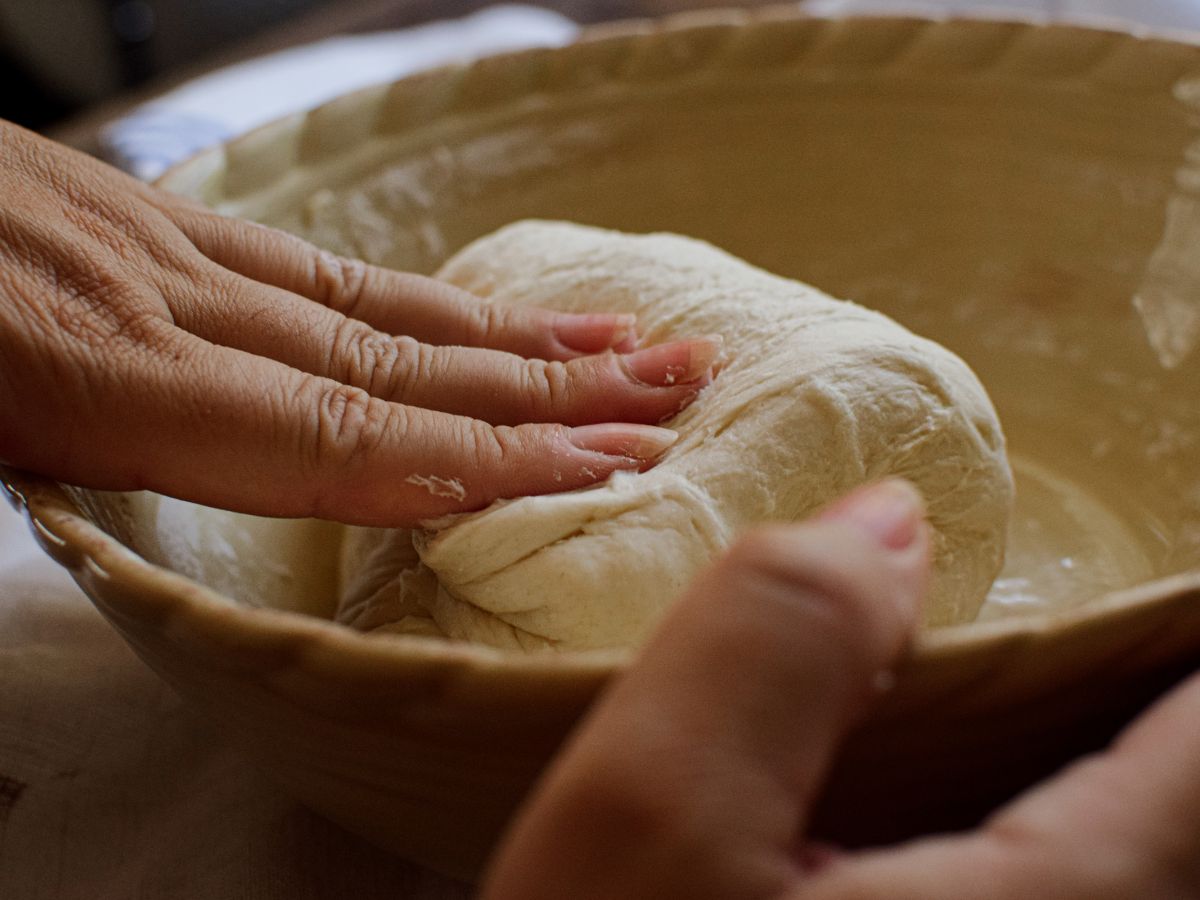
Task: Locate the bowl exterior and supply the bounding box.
[9,465,1200,875]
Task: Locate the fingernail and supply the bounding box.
[819,479,924,551]
[621,335,723,387]
[554,313,638,354]
[568,423,679,460]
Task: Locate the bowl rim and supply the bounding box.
[156,6,1200,204]
[18,8,1200,684]
[6,462,1200,685]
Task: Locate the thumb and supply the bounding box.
[481,479,931,900]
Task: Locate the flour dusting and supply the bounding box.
[405,474,467,502]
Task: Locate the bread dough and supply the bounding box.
[337,221,1013,652]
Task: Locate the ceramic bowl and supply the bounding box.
[7,8,1200,879]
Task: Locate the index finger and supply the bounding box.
[169,207,638,360]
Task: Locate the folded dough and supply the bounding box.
[337,221,1013,652]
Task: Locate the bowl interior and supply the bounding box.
[155,14,1200,625]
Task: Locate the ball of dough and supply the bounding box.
[337,221,1013,652]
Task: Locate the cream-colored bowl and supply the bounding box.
[7,8,1200,879]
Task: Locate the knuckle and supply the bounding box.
[332,320,418,398]
[311,250,370,315]
[173,207,239,258]
[384,336,429,402]
[113,310,176,355]
[465,300,513,346]
[2,225,170,354]
[456,421,554,492]
[463,419,508,468]
[309,380,400,471]
[50,277,170,354]
[521,358,571,418]
[718,525,879,647]
[48,281,126,344]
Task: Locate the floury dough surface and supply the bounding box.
[337,221,1014,652]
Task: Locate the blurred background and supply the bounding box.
[3,0,1200,161]
[2,0,326,129]
[0,1,751,132]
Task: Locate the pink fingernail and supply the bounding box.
[818,479,924,551]
[622,335,723,387]
[567,423,679,460]
[554,313,638,354]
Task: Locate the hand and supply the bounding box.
[482,479,1200,900]
[0,120,718,526]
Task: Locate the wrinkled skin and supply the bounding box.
[484,481,1200,900]
[0,119,719,526]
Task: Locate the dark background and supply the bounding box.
[1,0,329,129]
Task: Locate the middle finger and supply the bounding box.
[176,273,719,426]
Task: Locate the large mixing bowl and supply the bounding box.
[7,8,1200,879]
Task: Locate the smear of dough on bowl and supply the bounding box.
[337,221,1014,652]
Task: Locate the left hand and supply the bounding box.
[481,479,1200,900]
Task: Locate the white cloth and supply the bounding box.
[9,1,1200,896]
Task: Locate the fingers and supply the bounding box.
[1097,665,1200,875]
[173,276,718,426]
[481,481,931,900]
[167,206,636,359]
[985,666,1200,896]
[795,671,1200,900]
[0,125,683,527]
[56,330,679,526]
